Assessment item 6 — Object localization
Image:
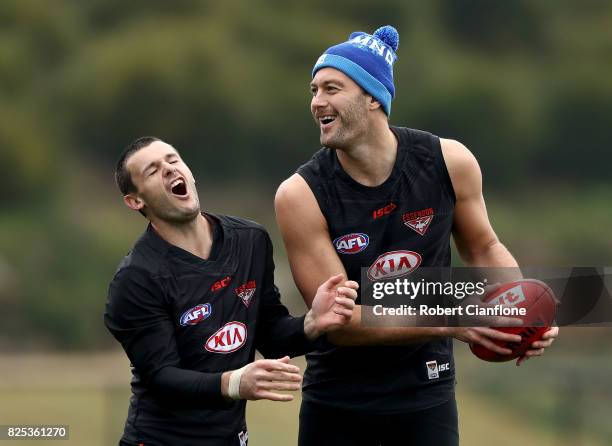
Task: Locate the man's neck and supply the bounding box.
[336,121,398,187]
[151,213,214,260]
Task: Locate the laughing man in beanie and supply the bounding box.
[275,26,558,445]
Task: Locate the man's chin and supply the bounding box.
[320,135,345,151]
[155,206,201,224]
[174,197,201,220]
[178,207,201,222]
[320,134,336,148]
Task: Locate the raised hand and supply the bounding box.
[305,274,358,339]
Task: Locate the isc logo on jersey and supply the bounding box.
[367,250,422,280]
[205,321,247,353]
[180,303,212,326]
[334,233,369,254]
[211,276,231,292]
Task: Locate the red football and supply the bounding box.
[470,279,557,362]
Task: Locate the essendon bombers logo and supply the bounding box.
[334,233,369,254]
[426,360,439,379]
[426,360,449,379]
[235,280,257,307]
[367,250,422,280]
[403,208,434,235]
[205,321,247,353]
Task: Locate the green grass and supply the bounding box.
[0,350,609,445]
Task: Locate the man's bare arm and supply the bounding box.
[441,138,558,362]
[276,174,457,346]
[442,138,518,269]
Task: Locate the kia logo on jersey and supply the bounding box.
[367,250,422,280]
[179,303,212,326]
[205,321,247,353]
[334,233,369,254]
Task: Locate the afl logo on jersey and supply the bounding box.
[334,233,369,254]
[180,303,212,326]
[205,321,247,353]
[367,250,422,280]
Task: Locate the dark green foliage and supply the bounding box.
[0,0,610,348]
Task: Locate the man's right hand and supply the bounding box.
[222,356,302,401]
[447,282,524,356]
[445,326,522,356]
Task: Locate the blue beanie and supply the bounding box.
[312,25,399,116]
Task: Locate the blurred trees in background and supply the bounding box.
[0,0,611,348]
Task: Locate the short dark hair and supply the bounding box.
[115,136,160,196]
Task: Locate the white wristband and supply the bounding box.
[228,364,248,400]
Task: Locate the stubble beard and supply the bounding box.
[146,187,201,224]
[320,95,369,151]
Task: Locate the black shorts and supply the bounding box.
[298,396,458,446]
[118,429,248,446]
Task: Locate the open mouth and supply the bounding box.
[170,178,188,197]
[319,115,337,126]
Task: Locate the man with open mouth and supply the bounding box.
[104,136,358,445]
[275,25,558,446]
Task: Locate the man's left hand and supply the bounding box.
[516,326,559,366]
[304,274,358,339]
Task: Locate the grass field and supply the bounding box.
[0,337,610,445]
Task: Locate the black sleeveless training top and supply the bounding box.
[297,126,457,414]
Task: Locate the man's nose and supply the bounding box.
[311,91,328,109]
[162,162,177,176]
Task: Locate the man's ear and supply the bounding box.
[367,95,382,111]
[124,193,145,212]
